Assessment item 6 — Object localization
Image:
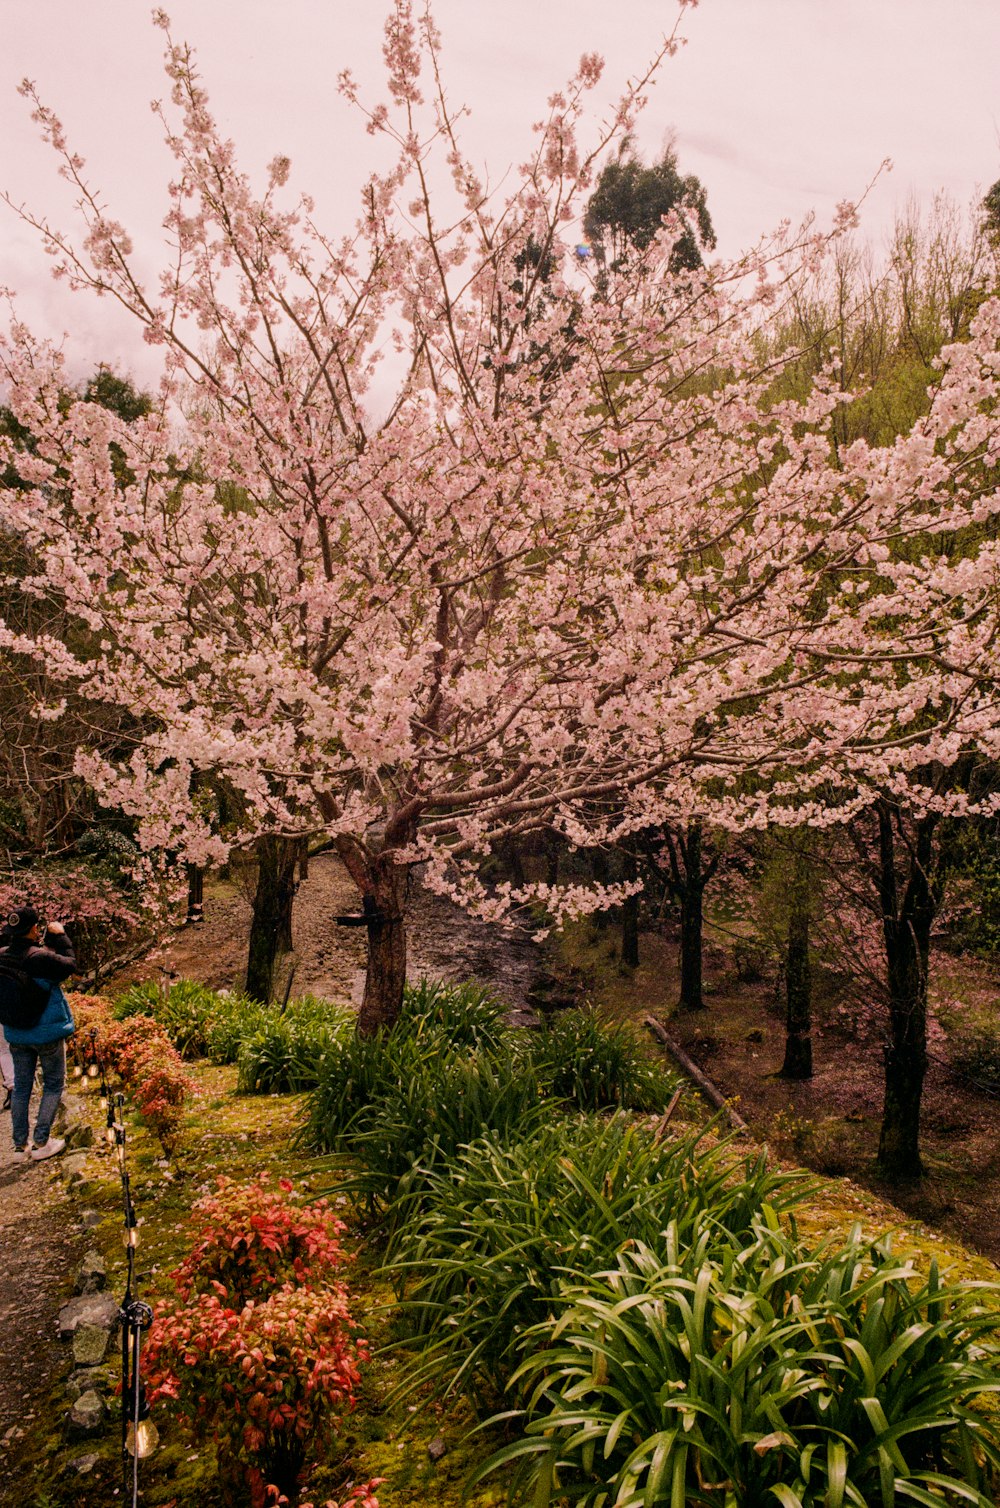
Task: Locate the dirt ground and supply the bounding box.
[120,852,541,1019]
[0,1127,87,1483]
[561,918,1000,1266]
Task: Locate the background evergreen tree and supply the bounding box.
[584,139,715,273]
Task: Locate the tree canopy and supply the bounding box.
[583,140,715,272]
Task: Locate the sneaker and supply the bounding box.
[30,1138,66,1161]
[11,1147,27,1162]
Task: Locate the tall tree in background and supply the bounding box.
[584,139,715,273]
[983,177,1000,239]
[662,821,720,1012]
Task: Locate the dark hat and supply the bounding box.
[6,905,39,936]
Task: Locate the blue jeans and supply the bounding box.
[10,1040,66,1149]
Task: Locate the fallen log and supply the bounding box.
[644,1014,750,1135]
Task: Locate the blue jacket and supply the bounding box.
[1,932,77,1047]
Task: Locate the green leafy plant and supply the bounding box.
[529,1007,678,1112]
[396,978,511,1052]
[303,1029,435,1152]
[237,1001,354,1094]
[305,1028,546,1209]
[350,1048,546,1207]
[478,1216,1000,1507]
[114,977,231,1058]
[204,994,272,1065]
[387,1119,804,1406]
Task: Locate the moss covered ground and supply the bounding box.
[7,1064,510,1508]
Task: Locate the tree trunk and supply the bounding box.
[185,863,204,925]
[663,821,717,1012]
[544,833,560,888]
[591,846,610,930]
[245,835,299,1004]
[677,879,705,1009]
[676,823,705,1010]
[298,835,310,883]
[875,805,937,1181]
[357,858,409,1036]
[621,852,640,970]
[780,850,812,1079]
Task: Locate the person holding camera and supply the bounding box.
[0,905,77,1161]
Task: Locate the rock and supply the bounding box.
[59,1151,93,1188]
[427,1436,448,1463]
[80,1209,103,1230]
[59,1292,120,1339]
[55,1093,95,1149]
[67,1365,115,1399]
[69,1452,100,1475]
[72,1323,114,1367]
[66,1370,94,1401]
[68,1390,105,1435]
[74,1249,108,1295]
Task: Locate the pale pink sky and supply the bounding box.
[2,1,997,383]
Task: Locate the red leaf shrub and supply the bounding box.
[107,1015,193,1153]
[65,991,193,1155]
[126,1039,191,1153]
[0,868,145,975]
[174,1175,348,1308]
[65,991,115,1037]
[144,1285,369,1508]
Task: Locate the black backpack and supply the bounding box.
[0,951,50,1031]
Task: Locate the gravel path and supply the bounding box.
[0,1122,85,1479]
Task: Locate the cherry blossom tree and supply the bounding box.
[1,2,869,1030]
[4,2,1000,1081]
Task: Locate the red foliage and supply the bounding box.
[65,991,193,1154]
[173,1175,348,1308]
[144,1285,369,1508]
[65,991,115,1037]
